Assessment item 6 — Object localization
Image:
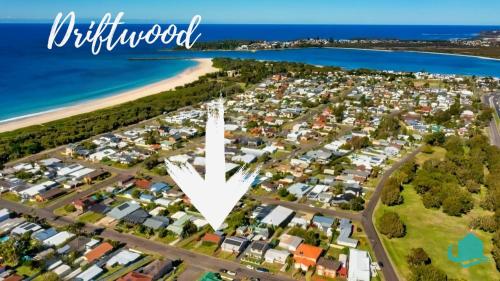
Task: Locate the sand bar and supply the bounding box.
[0,58,217,133]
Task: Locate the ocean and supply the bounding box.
[1,24,500,122]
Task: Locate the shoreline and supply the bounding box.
[325,46,500,62]
[0,58,217,133]
[179,46,500,61]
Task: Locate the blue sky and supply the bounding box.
[1,0,499,25]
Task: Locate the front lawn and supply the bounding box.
[374,187,497,281]
[77,211,105,223]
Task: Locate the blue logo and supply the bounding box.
[448,233,488,268]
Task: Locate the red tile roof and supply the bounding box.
[117,272,152,281]
[84,242,113,263]
[135,179,151,189]
[293,244,323,266]
[202,233,222,244]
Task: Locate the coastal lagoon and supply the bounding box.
[1,24,500,121]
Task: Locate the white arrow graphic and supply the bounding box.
[164,98,260,230]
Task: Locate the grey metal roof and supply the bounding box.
[107,202,141,220]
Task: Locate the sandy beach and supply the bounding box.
[0,58,217,133]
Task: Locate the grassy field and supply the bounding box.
[15,265,40,277]
[77,211,105,223]
[0,192,21,202]
[414,146,446,165]
[374,187,498,281]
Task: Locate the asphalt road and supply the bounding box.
[360,147,422,281]
[256,147,422,281]
[484,93,500,147]
[0,199,294,281]
[253,195,362,222]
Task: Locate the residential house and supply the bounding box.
[143,216,169,230]
[293,244,323,271]
[167,213,192,235]
[106,249,141,267]
[136,259,173,280]
[75,265,103,281]
[117,272,151,281]
[348,249,371,281]
[221,236,248,254]
[312,215,335,235]
[287,183,312,198]
[246,240,269,260]
[202,233,224,246]
[279,234,303,252]
[264,249,290,264]
[316,257,342,278]
[84,242,114,263]
[336,219,358,248]
[261,205,294,227]
[35,188,67,202]
[116,174,135,189]
[107,201,141,221]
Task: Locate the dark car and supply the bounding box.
[256,267,269,273]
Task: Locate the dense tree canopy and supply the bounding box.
[378,211,406,238]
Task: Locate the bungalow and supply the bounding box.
[264,249,290,264]
[122,209,150,225]
[246,240,269,260]
[0,209,10,223]
[106,249,141,267]
[83,169,109,184]
[202,233,224,246]
[57,164,85,176]
[279,234,303,252]
[69,168,95,181]
[135,179,152,190]
[107,201,141,221]
[336,219,358,248]
[221,236,249,254]
[116,174,135,188]
[317,257,342,279]
[150,182,170,195]
[43,231,75,247]
[288,216,309,229]
[35,188,67,202]
[11,221,42,236]
[312,215,335,235]
[73,198,96,212]
[85,242,114,263]
[117,272,152,281]
[348,249,371,281]
[89,149,116,162]
[19,180,59,199]
[293,243,323,271]
[167,214,192,235]
[143,216,169,230]
[287,183,312,198]
[75,265,103,281]
[251,205,274,221]
[31,228,57,242]
[261,205,295,227]
[137,259,173,281]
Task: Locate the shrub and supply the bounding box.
[381,184,403,206]
[409,265,447,281]
[378,211,406,238]
[406,248,431,266]
[64,204,76,213]
[469,216,497,233]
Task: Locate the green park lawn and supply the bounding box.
[0,192,21,202]
[77,211,105,223]
[374,187,498,281]
[414,146,446,165]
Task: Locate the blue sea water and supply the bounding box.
[1,24,500,121]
